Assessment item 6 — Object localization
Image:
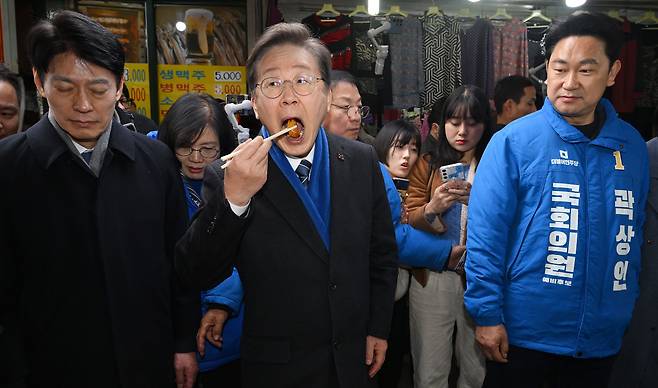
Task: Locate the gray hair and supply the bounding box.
[246,23,331,94]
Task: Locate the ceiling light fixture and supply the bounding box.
[565,0,587,8]
[368,0,379,15]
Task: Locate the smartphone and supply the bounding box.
[392,178,409,191]
[439,162,469,181]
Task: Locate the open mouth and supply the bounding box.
[281,117,305,139]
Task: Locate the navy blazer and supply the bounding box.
[176,134,398,388]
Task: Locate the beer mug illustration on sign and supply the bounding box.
[185,8,214,64]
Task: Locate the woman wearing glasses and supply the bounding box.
[322,70,372,144]
[156,93,243,387]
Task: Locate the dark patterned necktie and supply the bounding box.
[81,150,93,164]
[295,159,312,188]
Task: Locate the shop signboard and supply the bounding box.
[124,63,151,118]
[157,65,246,121]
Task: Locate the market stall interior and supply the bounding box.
[271,0,658,140]
[3,0,657,141]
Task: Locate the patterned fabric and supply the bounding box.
[351,16,377,75]
[295,159,312,188]
[492,19,528,81]
[421,14,462,108]
[390,16,424,108]
[461,18,495,98]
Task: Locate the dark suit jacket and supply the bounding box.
[176,134,398,388]
[609,138,658,387]
[0,117,199,387]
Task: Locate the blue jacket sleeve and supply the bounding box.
[200,267,243,315]
[379,163,452,271]
[464,132,521,327]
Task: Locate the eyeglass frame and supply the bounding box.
[330,103,370,119]
[119,96,136,107]
[255,74,326,99]
[175,146,220,159]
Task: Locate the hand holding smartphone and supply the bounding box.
[440,162,472,204]
[439,162,469,181]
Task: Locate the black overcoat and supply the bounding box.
[176,134,398,388]
[0,117,199,387]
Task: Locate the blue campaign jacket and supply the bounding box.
[379,163,452,270]
[198,269,244,371]
[465,98,649,358]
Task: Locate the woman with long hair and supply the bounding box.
[406,85,493,388]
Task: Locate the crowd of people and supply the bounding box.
[0,8,656,388]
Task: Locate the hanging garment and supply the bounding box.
[461,18,495,98]
[351,16,377,75]
[351,16,379,98]
[526,26,549,82]
[422,14,462,108]
[390,16,424,108]
[635,28,658,109]
[266,0,284,27]
[610,20,640,114]
[302,14,353,70]
[492,18,528,80]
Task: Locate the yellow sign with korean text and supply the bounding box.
[123,63,151,119]
[157,65,246,121]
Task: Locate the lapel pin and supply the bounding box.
[337,152,345,161]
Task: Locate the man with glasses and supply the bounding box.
[176,23,398,388]
[323,70,373,144]
[116,84,158,134]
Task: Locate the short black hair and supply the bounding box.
[493,75,535,113]
[0,64,22,106]
[374,119,421,166]
[158,93,237,159]
[427,96,448,128]
[246,23,331,93]
[329,70,357,89]
[544,12,623,67]
[428,85,493,169]
[27,10,125,86]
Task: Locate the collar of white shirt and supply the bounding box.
[284,144,315,172]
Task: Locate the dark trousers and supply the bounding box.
[196,359,241,388]
[378,296,411,388]
[483,345,616,388]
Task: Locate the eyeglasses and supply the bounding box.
[119,97,135,106]
[175,146,219,159]
[331,104,370,119]
[256,74,325,99]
